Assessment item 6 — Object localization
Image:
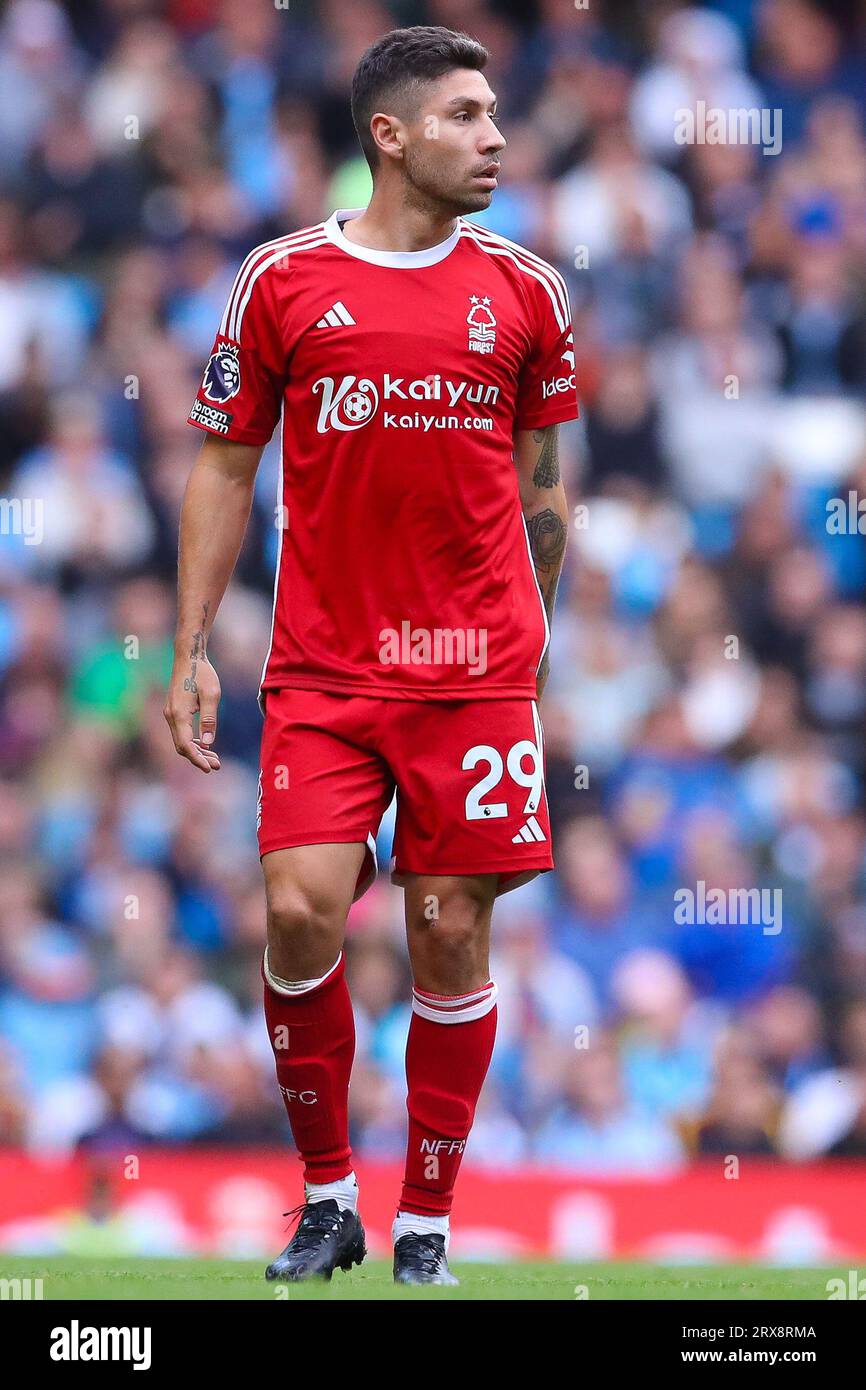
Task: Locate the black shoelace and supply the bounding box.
[281,1202,343,1254]
[399,1234,446,1276]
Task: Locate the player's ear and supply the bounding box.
[370,112,405,162]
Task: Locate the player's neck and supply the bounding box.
[341,190,458,255]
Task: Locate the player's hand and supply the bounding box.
[164,658,222,773]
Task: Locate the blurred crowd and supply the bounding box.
[2,0,866,1176]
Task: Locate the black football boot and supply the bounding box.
[393,1232,459,1286]
[265,1199,366,1282]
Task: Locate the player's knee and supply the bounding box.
[429,923,480,975]
[266,885,342,948]
[414,896,489,970]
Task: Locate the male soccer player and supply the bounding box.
[165,25,577,1285]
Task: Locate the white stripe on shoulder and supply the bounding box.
[220,225,326,341]
[221,224,326,339]
[461,220,571,321]
[232,233,327,341]
[220,229,310,339]
[458,222,570,333]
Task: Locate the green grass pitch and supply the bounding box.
[0,1256,842,1300]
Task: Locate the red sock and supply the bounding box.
[399,981,498,1216]
[262,951,355,1184]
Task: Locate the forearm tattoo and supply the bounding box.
[527,508,567,576]
[183,600,210,694]
[526,426,565,690]
[531,424,561,489]
[527,509,567,691]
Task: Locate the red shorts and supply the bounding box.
[257,689,553,899]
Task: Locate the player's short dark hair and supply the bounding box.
[351,26,489,175]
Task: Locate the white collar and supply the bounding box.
[323,207,462,268]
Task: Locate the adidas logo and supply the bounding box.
[512,816,546,844]
[316,301,356,328]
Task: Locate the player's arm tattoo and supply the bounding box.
[183,600,210,694]
[527,508,567,577]
[525,426,567,581]
[519,424,568,693]
[527,509,567,690]
[531,424,561,489]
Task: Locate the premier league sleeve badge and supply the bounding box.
[201,341,242,403]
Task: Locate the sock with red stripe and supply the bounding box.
[262,948,355,1186]
[398,980,498,1218]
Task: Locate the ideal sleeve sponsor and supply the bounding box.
[514,273,579,431]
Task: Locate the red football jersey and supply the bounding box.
[188,208,578,701]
